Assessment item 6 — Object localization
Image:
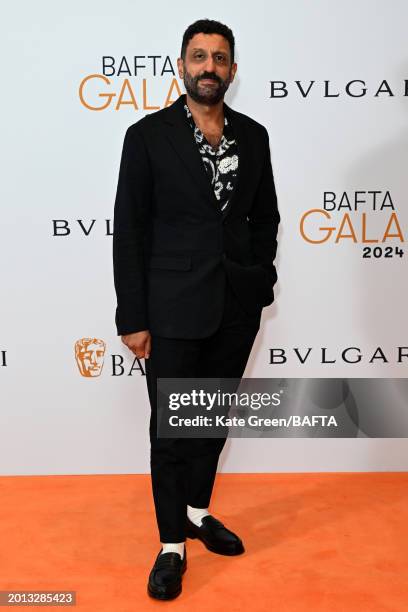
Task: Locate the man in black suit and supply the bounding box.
[113,18,280,600]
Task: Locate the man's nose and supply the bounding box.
[203,55,216,73]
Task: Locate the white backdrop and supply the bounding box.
[1,0,407,475]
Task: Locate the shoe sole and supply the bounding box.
[147,585,182,600]
[186,529,245,555]
[147,561,187,600]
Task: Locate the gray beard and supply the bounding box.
[183,73,231,105]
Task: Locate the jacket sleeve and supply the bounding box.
[248,126,280,285]
[112,123,153,336]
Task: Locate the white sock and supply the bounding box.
[187,504,210,527]
[160,542,185,560]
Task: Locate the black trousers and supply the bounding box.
[144,277,261,542]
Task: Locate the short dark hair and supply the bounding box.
[180,19,235,64]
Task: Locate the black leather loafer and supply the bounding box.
[147,548,187,600]
[186,515,245,555]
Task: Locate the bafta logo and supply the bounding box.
[75,338,106,377]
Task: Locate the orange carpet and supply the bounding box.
[0,472,407,611]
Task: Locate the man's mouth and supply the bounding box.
[199,78,218,85]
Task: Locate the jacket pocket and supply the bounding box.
[148,255,192,271]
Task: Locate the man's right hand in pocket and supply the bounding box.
[121,330,151,359]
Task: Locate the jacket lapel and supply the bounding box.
[161,94,250,221]
[162,95,220,213]
[223,100,249,221]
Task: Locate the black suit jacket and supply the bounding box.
[113,93,280,338]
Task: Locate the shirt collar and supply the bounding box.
[183,101,229,130]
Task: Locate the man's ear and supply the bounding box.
[177,57,184,79]
[230,62,238,82]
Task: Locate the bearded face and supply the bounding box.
[179,33,236,105]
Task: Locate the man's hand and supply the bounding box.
[121,330,151,359]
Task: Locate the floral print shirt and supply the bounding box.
[184,102,239,216]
